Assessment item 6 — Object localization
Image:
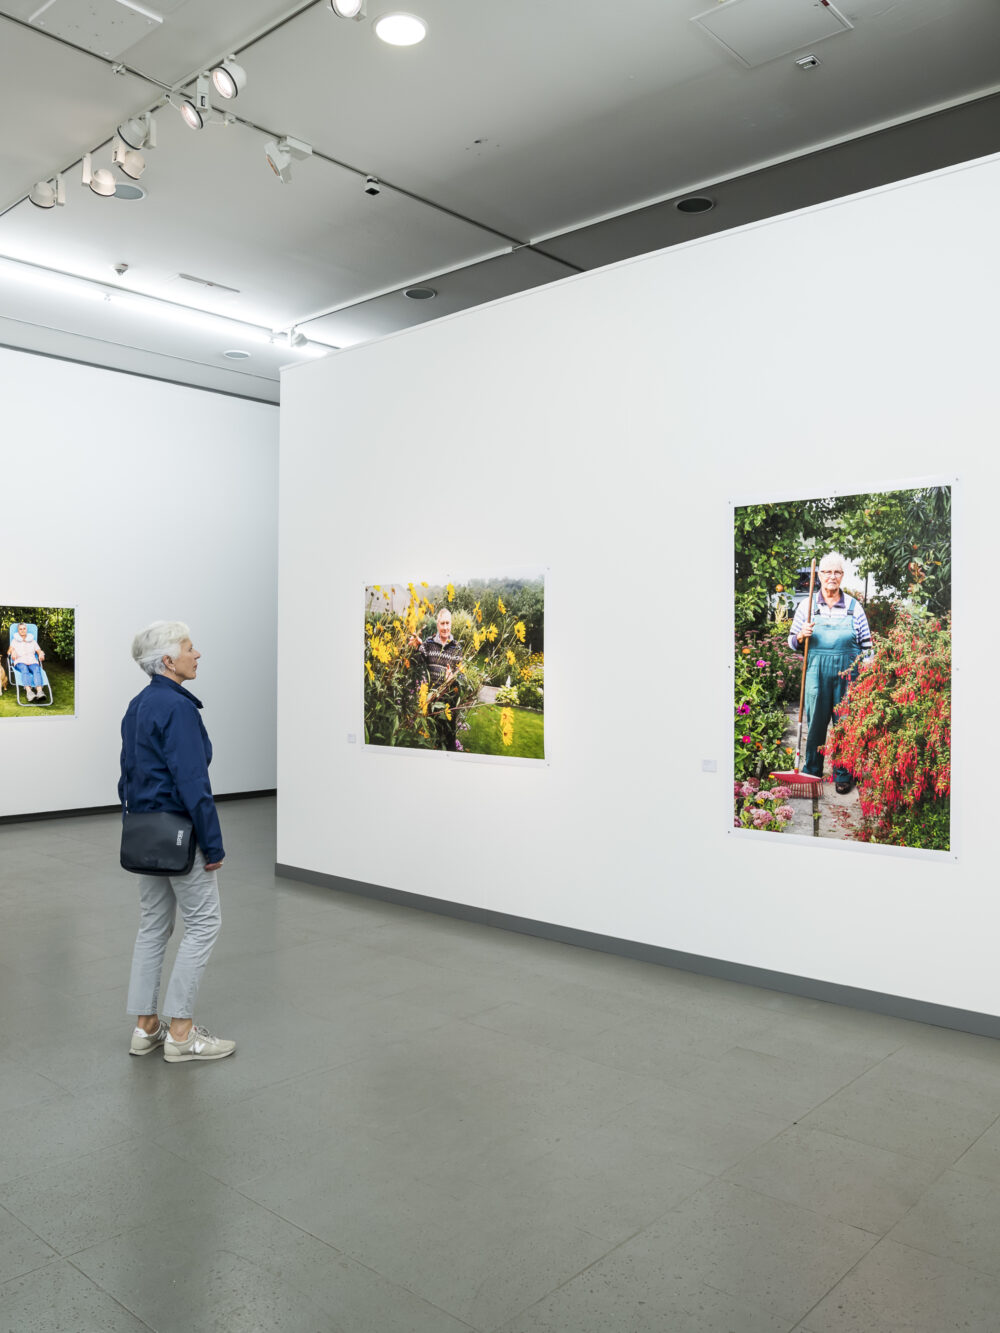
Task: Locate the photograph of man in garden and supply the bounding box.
[417,607,463,751]
[364,574,545,759]
[733,486,951,850]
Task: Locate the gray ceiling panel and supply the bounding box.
[0,0,997,392]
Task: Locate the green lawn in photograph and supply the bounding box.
[464,705,544,759]
[0,659,76,718]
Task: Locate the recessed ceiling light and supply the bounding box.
[373,12,427,45]
[223,349,251,360]
[675,195,715,215]
[114,182,147,201]
[404,286,436,300]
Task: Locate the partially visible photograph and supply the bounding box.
[1,606,76,718]
[364,574,545,760]
[733,485,951,851]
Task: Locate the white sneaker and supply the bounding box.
[129,1021,168,1056]
[163,1025,236,1062]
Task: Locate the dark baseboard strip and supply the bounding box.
[0,789,276,825]
[275,862,1000,1040]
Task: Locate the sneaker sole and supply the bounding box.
[163,1047,235,1062]
[129,1043,165,1056]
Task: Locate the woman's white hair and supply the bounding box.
[131,620,191,677]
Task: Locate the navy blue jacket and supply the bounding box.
[119,675,225,863]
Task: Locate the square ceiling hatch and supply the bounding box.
[691,0,853,68]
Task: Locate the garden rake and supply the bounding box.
[770,557,823,798]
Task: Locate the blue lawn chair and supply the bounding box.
[6,623,52,706]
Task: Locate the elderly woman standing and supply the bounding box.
[120,621,235,1062]
[788,553,873,794]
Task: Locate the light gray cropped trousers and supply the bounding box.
[126,850,221,1020]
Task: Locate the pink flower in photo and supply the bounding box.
[755,659,767,669]
[741,735,752,744]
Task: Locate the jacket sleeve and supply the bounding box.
[160,705,225,862]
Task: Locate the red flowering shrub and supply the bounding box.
[826,611,950,850]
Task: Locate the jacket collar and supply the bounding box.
[149,673,203,709]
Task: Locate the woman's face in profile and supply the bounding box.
[168,639,201,681]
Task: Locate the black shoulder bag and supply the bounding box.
[121,778,196,877]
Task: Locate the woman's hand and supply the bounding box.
[205,860,224,871]
[799,621,814,640]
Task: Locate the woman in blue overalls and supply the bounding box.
[790,554,872,794]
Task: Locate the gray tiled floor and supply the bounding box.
[2,796,999,1332]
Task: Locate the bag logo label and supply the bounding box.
[176,831,184,845]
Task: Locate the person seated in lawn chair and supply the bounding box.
[7,622,50,704]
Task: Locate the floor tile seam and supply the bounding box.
[0,1121,141,1193]
[717,1149,939,1234]
[217,1187,477,1328]
[789,1113,970,1170]
[461,1013,657,1075]
[694,1212,882,1327]
[713,1176,884,1242]
[779,1233,931,1333]
[62,1255,159,1330]
[0,1201,61,1274]
[881,1198,1000,1282]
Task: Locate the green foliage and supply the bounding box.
[517,678,543,711]
[451,579,544,652]
[465,705,544,759]
[835,486,951,616]
[733,499,836,634]
[495,685,519,705]
[0,658,75,717]
[734,644,793,781]
[1,606,75,664]
[734,778,796,833]
[826,610,950,850]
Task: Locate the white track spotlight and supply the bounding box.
[211,57,247,99]
[28,175,65,209]
[179,75,211,129]
[264,136,312,185]
[117,114,149,149]
[81,153,117,197]
[328,0,365,18]
[112,137,146,180]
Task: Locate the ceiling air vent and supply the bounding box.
[169,273,241,296]
[691,0,853,69]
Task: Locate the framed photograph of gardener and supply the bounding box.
[363,573,545,761]
[733,483,951,851]
[1,605,76,718]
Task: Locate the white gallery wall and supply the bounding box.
[278,153,999,1019]
[3,349,278,817]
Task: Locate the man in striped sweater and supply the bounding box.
[788,552,873,794]
[419,608,463,750]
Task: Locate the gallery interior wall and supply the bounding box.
[278,153,998,1020]
[3,349,279,818]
